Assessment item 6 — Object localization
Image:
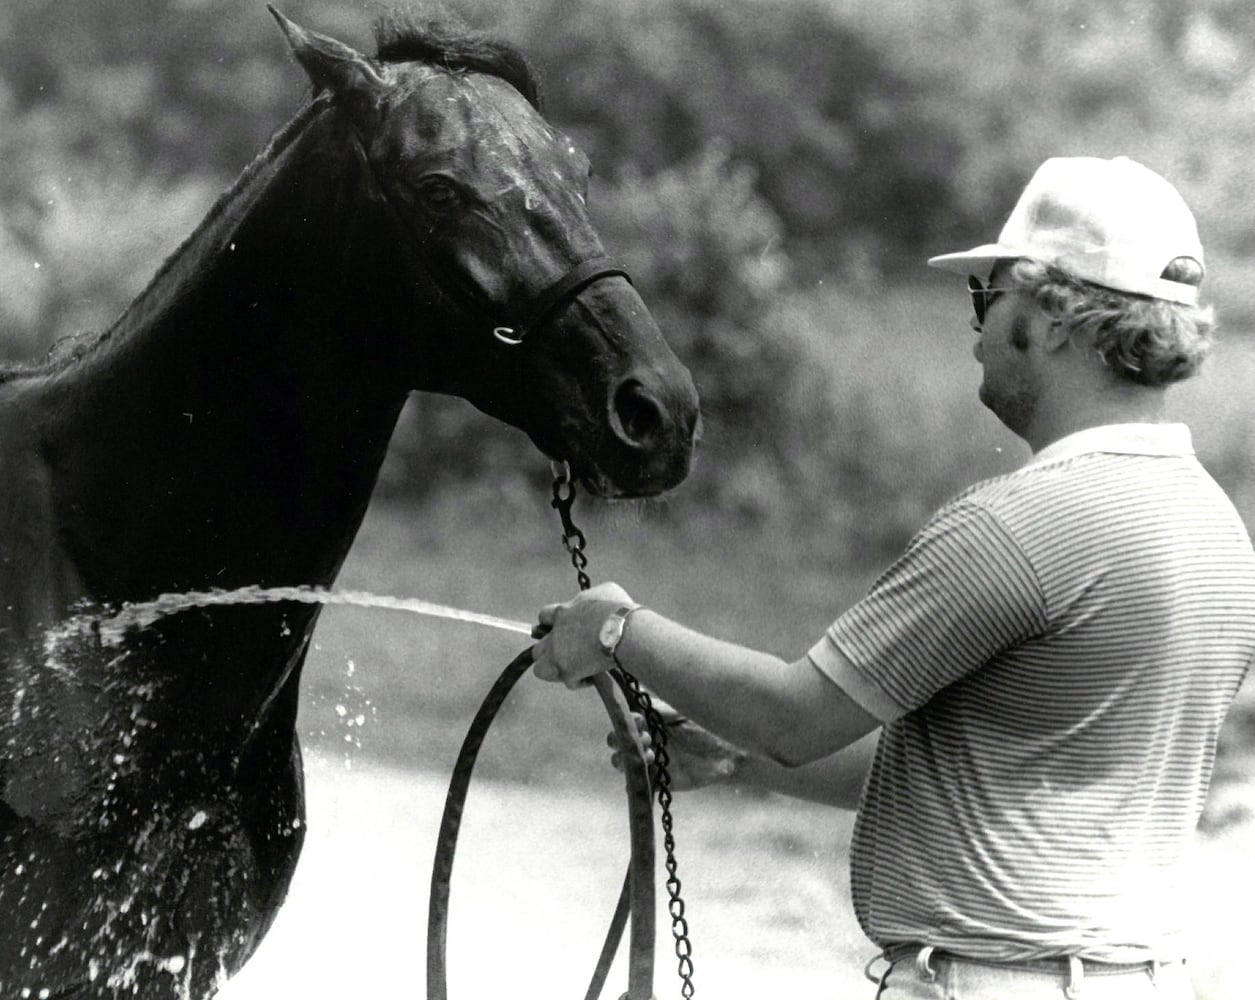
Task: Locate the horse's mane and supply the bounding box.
[0,101,328,386]
[373,9,542,110]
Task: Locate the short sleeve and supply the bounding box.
[808,499,1045,722]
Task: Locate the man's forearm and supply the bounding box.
[734,732,880,808]
[615,609,879,766]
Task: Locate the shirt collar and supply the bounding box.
[1025,423,1194,470]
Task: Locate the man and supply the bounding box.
[531,156,1255,998]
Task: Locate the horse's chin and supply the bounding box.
[580,473,640,502]
[534,430,692,501]
[571,462,683,503]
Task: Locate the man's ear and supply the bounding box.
[1040,314,1074,352]
[269,6,387,129]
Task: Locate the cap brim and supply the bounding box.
[927,243,1020,277]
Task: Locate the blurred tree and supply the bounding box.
[0,0,311,357]
[495,0,962,280]
[839,0,1255,261]
[3,0,1255,553]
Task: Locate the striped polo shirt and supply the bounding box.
[808,423,1255,963]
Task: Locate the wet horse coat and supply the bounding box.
[0,11,698,998]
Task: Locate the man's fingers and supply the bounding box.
[536,603,562,631]
[606,728,652,750]
[609,748,656,772]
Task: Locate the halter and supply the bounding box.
[335,99,633,348]
[491,256,632,346]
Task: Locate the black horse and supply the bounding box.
[0,9,698,998]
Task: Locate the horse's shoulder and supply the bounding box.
[0,391,55,545]
[0,385,86,645]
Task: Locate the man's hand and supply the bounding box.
[609,698,749,791]
[531,581,635,689]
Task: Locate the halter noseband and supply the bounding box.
[492,256,632,346]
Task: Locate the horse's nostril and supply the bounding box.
[613,379,664,448]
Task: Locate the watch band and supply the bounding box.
[599,603,644,659]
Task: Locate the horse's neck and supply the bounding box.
[30,107,412,600]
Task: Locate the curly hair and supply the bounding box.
[1009,257,1215,386]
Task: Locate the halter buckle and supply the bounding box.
[493,257,631,346]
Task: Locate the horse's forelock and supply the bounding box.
[373,10,542,110]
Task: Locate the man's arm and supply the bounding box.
[533,588,881,767]
[736,731,879,808]
[612,703,878,808]
[616,609,879,766]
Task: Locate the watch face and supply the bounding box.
[598,615,623,653]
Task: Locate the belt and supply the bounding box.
[873,943,1179,989]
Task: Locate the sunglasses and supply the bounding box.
[967,275,1016,326]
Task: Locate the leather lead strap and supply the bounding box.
[426,648,656,1000]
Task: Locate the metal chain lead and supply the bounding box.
[551,472,591,591]
[550,468,696,1000]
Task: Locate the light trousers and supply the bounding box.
[871,947,1195,1000]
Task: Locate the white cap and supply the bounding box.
[928,156,1204,305]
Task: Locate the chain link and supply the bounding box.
[551,474,591,591]
[550,470,696,1000]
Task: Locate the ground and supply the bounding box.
[220,753,1253,1000]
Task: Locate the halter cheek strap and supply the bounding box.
[339,104,633,347]
[492,256,632,346]
[340,108,633,347]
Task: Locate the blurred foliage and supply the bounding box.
[490,0,962,281]
[3,0,1255,562]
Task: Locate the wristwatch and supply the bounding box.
[598,604,643,660]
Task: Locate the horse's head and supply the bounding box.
[271,9,699,499]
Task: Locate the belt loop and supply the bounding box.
[1064,955,1084,999]
[863,952,891,985]
[915,945,937,982]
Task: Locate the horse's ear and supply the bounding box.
[269,6,386,119]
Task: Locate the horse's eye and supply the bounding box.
[414,178,464,213]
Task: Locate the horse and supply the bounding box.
[0,8,699,998]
